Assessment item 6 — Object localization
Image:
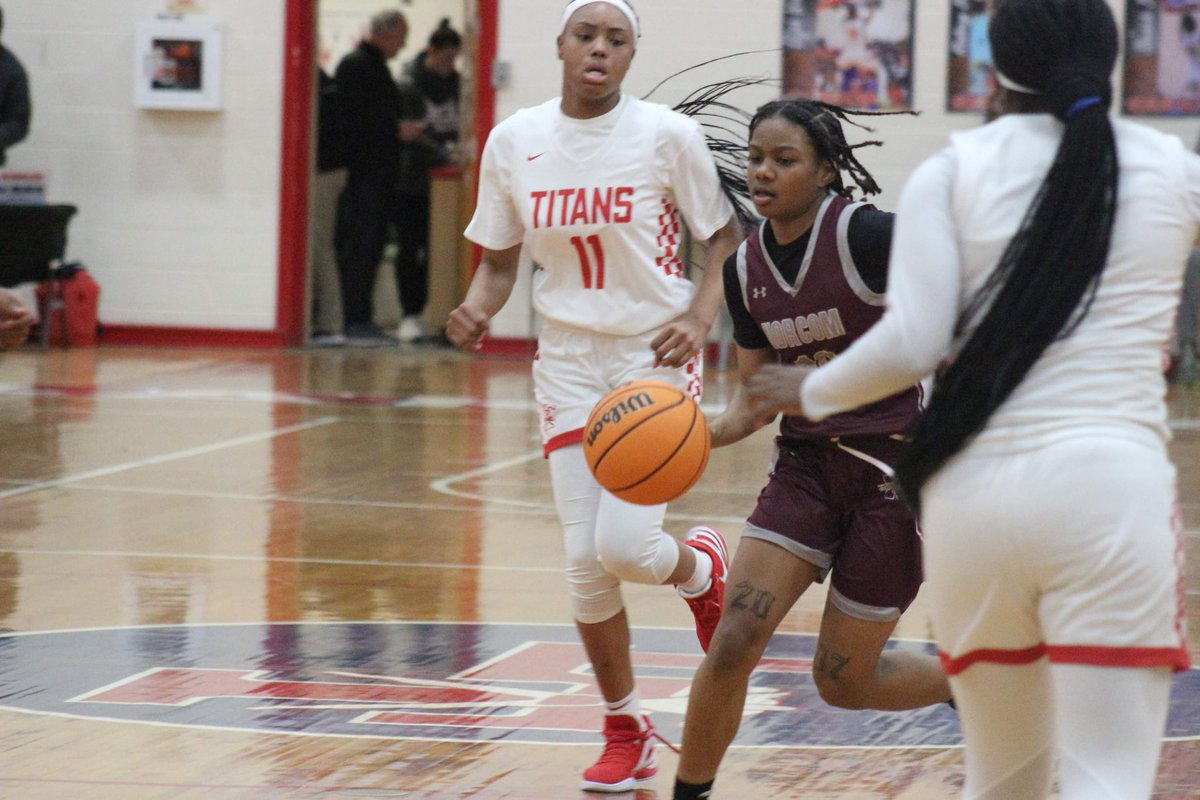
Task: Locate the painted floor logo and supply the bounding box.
[1,622,1197,747]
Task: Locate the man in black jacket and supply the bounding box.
[0,5,31,167]
[333,9,410,345]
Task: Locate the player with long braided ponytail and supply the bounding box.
[747,1,1200,797]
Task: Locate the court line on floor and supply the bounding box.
[429,450,549,509]
[0,546,565,572]
[0,417,340,501]
[10,482,748,526]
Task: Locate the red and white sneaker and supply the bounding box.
[580,714,659,792]
[679,526,729,653]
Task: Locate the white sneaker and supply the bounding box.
[398,315,429,343]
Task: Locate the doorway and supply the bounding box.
[278,0,496,345]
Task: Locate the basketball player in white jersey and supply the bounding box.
[446,1,741,792]
[748,1,1200,797]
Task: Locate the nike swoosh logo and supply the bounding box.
[527,153,545,161]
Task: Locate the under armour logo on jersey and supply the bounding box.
[752,287,767,299]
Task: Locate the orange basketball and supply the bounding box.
[583,379,711,506]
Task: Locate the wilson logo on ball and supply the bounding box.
[585,390,656,447]
[583,379,711,505]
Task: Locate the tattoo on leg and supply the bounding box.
[815,645,851,679]
[730,580,776,619]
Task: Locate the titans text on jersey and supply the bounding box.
[530,186,634,229]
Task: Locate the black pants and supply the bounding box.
[336,172,430,326]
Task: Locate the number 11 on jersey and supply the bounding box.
[570,235,605,289]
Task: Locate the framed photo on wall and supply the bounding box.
[134,16,223,111]
[946,0,995,113]
[782,0,915,111]
[1123,0,1200,116]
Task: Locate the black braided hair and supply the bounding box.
[893,0,1119,510]
[642,51,782,230]
[748,98,914,200]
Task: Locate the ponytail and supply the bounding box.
[895,0,1120,508]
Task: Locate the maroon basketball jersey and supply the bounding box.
[733,195,922,439]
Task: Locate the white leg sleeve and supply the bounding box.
[951,662,1055,800]
[548,446,622,624]
[548,447,681,624]
[1053,664,1172,800]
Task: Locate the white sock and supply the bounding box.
[677,548,713,597]
[606,689,645,727]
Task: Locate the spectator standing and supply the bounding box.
[310,67,349,346]
[393,18,463,343]
[0,4,31,167]
[334,9,409,345]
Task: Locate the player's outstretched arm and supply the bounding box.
[745,363,816,419]
[446,244,522,353]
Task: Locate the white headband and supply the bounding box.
[994,69,1043,96]
[560,0,641,41]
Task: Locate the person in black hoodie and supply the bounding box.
[333,9,409,345]
[0,5,31,167]
[394,19,462,343]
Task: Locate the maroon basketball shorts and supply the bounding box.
[744,435,922,622]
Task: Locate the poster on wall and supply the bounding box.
[946,0,994,112]
[134,16,223,111]
[782,0,914,110]
[1124,0,1200,116]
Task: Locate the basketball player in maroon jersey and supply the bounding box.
[673,98,952,800]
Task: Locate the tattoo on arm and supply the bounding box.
[815,645,852,679]
[730,580,776,620]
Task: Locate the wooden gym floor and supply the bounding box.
[1,343,1198,799]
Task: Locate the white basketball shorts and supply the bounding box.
[532,325,703,456]
[920,430,1190,675]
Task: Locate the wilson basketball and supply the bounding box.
[583,379,711,505]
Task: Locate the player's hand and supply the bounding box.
[446,303,490,352]
[745,364,815,419]
[0,289,35,350]
[651,313,707,368]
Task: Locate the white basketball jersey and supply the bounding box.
[465,95,733,336]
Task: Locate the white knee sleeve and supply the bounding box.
[548,447,681,623]
[549,447,622,623]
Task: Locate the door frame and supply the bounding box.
[275,0,498,346]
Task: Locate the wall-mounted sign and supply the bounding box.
[135,16,223,111]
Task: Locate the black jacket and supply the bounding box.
[316,69,349,173]
[334,42,402,177]
[395,55,459,195]
[0,44,31,167]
